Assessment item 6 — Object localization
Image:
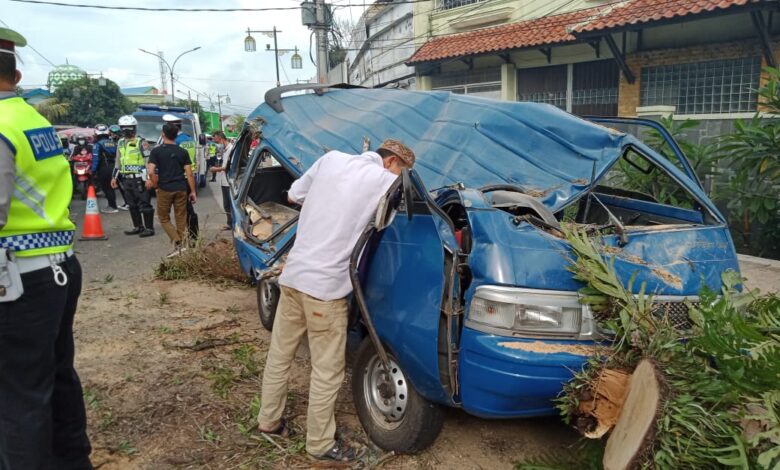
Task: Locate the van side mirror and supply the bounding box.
[199,134,206,145]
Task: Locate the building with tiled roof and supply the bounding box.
[407,0,776,126]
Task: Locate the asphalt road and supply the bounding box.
[69,179,229,282]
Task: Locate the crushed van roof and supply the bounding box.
[247,88,706,213]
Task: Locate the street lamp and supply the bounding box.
[243,26,301,87]
[139,46,201,102]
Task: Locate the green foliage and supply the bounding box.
[553,228,780,469]
[716,67,780,257]
[33,97,69,123]
[52,77,134,127]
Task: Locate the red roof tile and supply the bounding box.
[407,5,608,65]
[575,0,753,33]
[407,0,754,65]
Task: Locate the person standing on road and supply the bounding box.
[0,27,93,469]
[92,124,119,213]
[109,124,129,211]
[112,115,155,237]
[207,130,232,230]
[147,123,196,257]
[162,114,198,244]
[257,139,416,463]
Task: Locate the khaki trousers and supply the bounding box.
[156,189,187,244]
[258,285,348,455]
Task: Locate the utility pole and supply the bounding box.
[158,51,167,97]
[314,0,329,83]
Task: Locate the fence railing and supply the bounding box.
[438,0,485,10]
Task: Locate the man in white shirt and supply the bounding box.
[257,139,415,462]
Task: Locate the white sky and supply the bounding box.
[3,0,365,116]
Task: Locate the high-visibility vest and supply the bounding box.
[176,134,197,171]
[208,143,217,157]
[117,137,145,174]
[0,96,75,257]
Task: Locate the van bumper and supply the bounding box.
[458,327,596,418]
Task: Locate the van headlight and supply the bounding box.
[468,286,592,339]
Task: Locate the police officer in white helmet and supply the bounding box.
[111,115,155,236]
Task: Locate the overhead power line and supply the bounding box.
[9,0,430,12]
[0,16,57,66]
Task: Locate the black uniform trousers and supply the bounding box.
[0,256,92,470]
[96,158,116,209]
[186,185,198,243]
[122,176,154,230]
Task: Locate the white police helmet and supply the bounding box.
[162,113,182,123]
[118,115,137,127]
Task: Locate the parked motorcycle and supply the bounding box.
[70,148,93,200]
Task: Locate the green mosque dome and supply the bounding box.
[47,63,87,88]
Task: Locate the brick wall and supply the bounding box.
[617,40,779,117]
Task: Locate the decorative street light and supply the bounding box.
[243,26,301,87]
[139,46,201,102]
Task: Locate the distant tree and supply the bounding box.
[34,98,69,122]
[53,77,135,127]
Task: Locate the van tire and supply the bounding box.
[352,338,444,453]
[256,279,279,331]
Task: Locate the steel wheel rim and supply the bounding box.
[363,353,408,430]
[260,281,275,313]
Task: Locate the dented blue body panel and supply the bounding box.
[231,88,739,418]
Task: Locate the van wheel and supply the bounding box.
[256,279,279,331]
[352,338,444,453]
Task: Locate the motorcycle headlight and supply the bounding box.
[468,286,584,338]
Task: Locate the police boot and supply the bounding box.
[125,209,143,235]
[139,212,155,238]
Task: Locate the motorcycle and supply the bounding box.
[70,149,93,200]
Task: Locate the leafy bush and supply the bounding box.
[550,228,780,469]
[716,67,780,258]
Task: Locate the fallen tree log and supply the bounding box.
[604,359,663,470]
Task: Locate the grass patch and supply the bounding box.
[154,238,249,285]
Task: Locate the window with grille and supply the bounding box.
[518,65,567,109]
[640,57,761,114]
[573,60,618,116]
[517,61,618,115]
[432,68,501,99]
[439,0,484,10]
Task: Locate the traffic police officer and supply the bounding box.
[111,115,155,237]
[92,124,119,213]
[0,27,93,469]
[162,114,198,243]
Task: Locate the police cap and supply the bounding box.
[0,27,27,55]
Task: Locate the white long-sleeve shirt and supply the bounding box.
[278,150,397,301]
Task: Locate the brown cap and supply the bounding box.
[377,139,415,167]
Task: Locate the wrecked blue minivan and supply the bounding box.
[227,85,739,453]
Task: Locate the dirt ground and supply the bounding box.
[68,183,780,469]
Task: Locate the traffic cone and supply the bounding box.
[79,184,108,240]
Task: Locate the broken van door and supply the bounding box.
[230,138,299,278]
[355,169,461,405]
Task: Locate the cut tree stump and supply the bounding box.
[577,368,631,438]
[604,359,662,470]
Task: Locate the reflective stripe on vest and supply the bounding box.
[0,97,75,257]
[118,137,145,174]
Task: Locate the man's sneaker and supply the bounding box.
[101,206,119,214]
[124,227,143,235]
[118,204,129,211]
[310,441,363,463]
[139,228,155,238]
[166,245,189,258]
